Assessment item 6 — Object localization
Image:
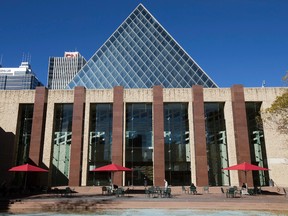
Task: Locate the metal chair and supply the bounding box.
[203,186,209,194]
[181,186,187,194]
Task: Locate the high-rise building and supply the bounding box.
[47,52,86,89]
[67,4,217,89]
[0,61,43,90]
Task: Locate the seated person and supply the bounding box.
[241,183,247,190]
[190,183,197,194]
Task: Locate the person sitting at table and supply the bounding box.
[241,183,247,189]
[190,183,197,194]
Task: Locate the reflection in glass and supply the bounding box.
[87,104,113,186]
[125,103,152,186]
[51,104,73,186]
[246,102,269,186]
[164,103,190,186]
[205,103,229,186]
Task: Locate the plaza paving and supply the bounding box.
[1,186,287,214]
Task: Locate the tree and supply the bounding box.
[257,72,288,135]
[263,91,288,134]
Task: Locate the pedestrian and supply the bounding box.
[164,179,168,189]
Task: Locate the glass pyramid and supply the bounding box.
[67,4,218,89]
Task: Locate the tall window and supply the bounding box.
[164,103,190,186]
[246,102,269,186]
[204,103,229,186]
[125,103,152,186]
[14,104,34,187]
[16,104,34,165]
[51,104,73,186]
[87,104,113,186]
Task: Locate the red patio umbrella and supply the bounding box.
[9,163,48,191]
[9,163,49,172]
[223,162,269,186]
[90,163,132,189]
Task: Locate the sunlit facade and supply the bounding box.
[1,86,287,189]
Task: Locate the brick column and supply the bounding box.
[112,86,124,186]
[29,87,47,166]
[153,86,165,186]
[69,86,86,186]
[192,85,208,186]
[231,85,252,186]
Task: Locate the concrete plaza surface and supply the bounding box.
[1,186,287,214]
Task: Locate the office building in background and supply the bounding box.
[0,61,43,90]
[48,52,86,89]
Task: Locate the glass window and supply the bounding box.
[52,104,73,186]
[205,103,229,186]
[87,104,113,186]
[164,103,190,186]
[125,103,153,186]
[245,102,269,186]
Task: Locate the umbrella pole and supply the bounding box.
[24,172,27,192]
[111,172,114,190]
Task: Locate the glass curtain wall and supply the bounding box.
[245,102,269,186]
[164,103,190,186]
[204,103,229,186]
[87,104,113,186]
[125,103,152,186]
[51,104,73,186]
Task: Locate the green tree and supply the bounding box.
[258,72,288,135]
[263,91,288,134]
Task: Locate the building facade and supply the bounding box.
[0,62,43,90]
[0,86,287,189]
[47,52,86,89]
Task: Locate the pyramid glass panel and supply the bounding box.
[67,4,218,89]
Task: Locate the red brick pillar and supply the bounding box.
[69,86,86,186]
[153,86,165,186]
[192,85,209,186]
[112,86,124,186]
[29,86,48,166]
[231,85,252,186]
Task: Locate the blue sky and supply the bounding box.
[0,0,287,87]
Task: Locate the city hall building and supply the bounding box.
[0,4,287,189]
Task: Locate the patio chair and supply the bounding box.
[164,187,172,198]
[226,187,235,198]
[181,186,187,194]
[63,187,74,197]
[102,186,108,195]
[115,188,125,197]
[203,186,209,194]
[248,188,255,195]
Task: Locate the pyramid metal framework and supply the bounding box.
[67,4,218,89]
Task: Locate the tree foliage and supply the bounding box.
[262,91,288,135]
